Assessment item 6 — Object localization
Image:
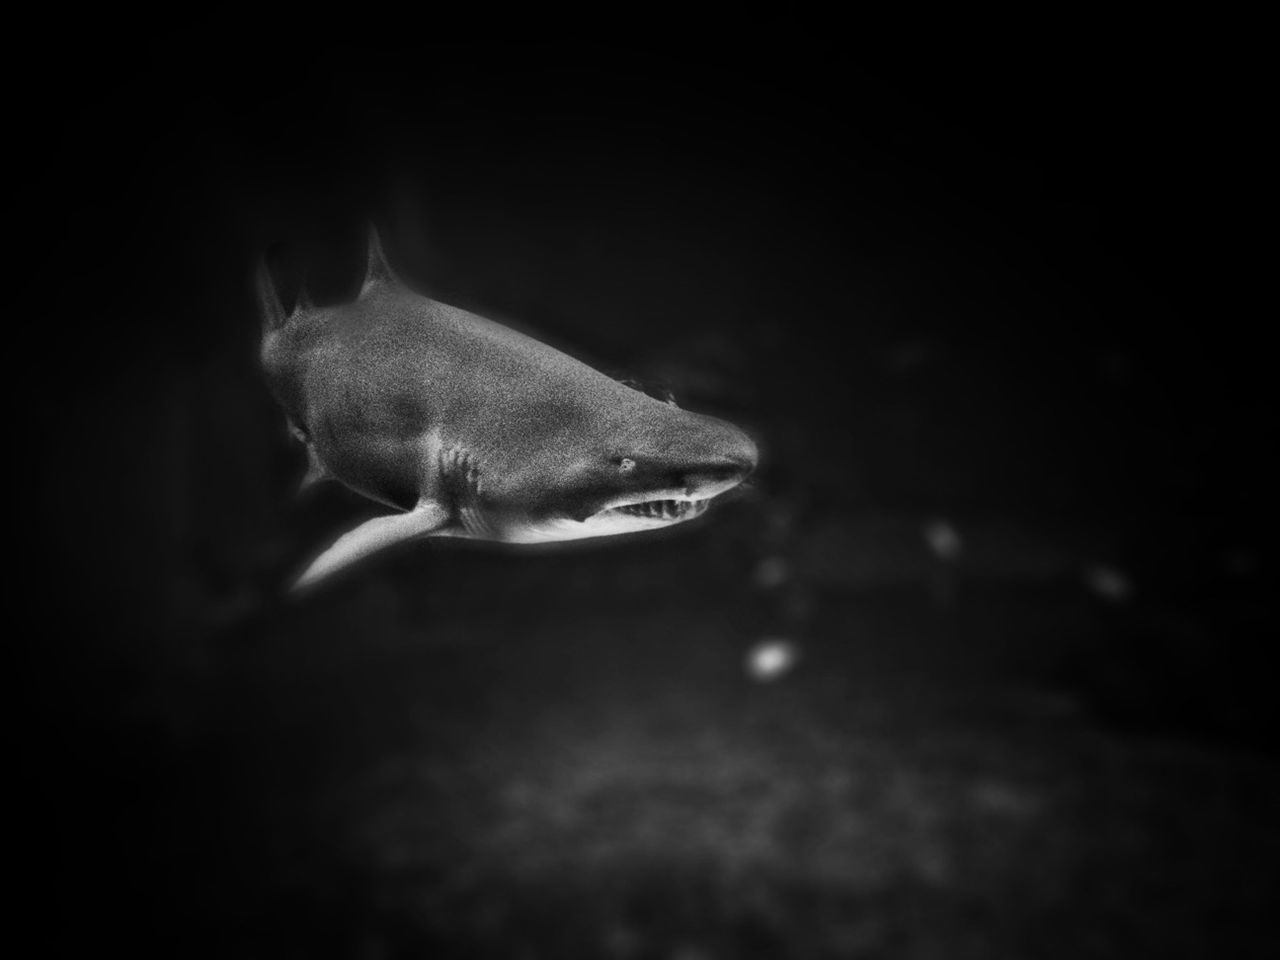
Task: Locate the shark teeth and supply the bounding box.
[612,498,708,521]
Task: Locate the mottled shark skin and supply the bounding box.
[258,229,758,588]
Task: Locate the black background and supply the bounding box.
[20,28,1274,959]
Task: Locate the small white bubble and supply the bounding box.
[923,519,963,561]
[969,780,1040,818]
[1084,564,1132,602]
[746,639,799,681]
[754,556,790,588]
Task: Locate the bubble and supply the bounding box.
[754,556,790,589]
[1083,564,1132,602]
[923,519,963,561]
[746,639,799,681]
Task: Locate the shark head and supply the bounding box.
[462,381,759,544]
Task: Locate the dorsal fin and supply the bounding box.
[361,224,397,292]
[256,257,287,334]
[293,278,315,315]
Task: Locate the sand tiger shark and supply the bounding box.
[258,228,759,588]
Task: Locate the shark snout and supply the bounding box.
[680,427,758,499]
[683,461,750,499]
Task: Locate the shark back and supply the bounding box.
[264,280,657,510]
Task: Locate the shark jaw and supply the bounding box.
[433,435,755,547]
[608,497,711,522]
[495,492,719,544]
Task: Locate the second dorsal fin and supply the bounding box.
[362,224,397,293]
[294,278,315,315]
[257,257,288,334]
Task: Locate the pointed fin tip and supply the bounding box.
[256,257,287,333]
[293,283,314,315]
[362,224,397,291]
[360,225,399,293]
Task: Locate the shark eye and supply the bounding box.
[617,457,636,472]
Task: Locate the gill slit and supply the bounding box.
[438,443,492,538]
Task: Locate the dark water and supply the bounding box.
[21,33,1273,959]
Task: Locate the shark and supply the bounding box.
[258,228,759,588]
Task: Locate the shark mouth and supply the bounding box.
[608,497,710,522]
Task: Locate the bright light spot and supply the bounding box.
[1084,564,1132,602]
[923,519,963,561]
[754,555,790,589]
[746,639,799,682]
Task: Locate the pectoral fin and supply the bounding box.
[295,499,449,589]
